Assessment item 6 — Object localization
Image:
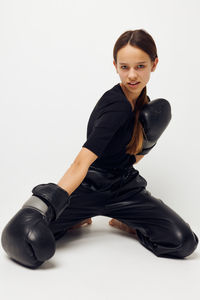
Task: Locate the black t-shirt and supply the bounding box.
[82,83,137,170]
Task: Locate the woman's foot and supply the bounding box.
[109,218,137,235]
[68,218,92,231]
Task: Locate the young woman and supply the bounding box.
[1,29,199,268]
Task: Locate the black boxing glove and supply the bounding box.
[137,98,172,155]
[1,183,70,269]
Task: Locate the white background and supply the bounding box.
[0,0,200,299]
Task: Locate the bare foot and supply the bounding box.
[68,218,92,232]
[109,218,137,235]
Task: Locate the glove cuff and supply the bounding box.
[137,142,157,155]
[22,195,53,221]
[24,183,70,221]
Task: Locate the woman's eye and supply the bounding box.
[121,65,145,69]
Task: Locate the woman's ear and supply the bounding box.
[151,57,159,72]
[113,60,118,73]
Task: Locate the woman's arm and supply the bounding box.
[57,147,98,195]
[57,151,143,195]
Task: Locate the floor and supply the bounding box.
[1,215,200,300]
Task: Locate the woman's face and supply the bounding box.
[113,44,158,101]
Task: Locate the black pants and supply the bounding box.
[49,165,199,259]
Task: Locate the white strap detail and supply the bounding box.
[22,195,48,215]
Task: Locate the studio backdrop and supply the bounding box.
[0,0,199,234]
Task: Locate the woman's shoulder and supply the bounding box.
[99,83,132,112]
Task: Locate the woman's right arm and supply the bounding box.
[57,147,98,195]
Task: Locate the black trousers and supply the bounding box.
[49,165,199,259]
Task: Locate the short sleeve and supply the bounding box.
[82,100,131,157]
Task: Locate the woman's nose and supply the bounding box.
[128,69,138,80]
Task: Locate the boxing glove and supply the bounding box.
[1,183,70,268]
[137,98,172,155]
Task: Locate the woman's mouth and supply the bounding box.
[128,82,140,88]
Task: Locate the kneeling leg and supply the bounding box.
[105,189,199,259]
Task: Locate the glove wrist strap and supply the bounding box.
[23,183,70,221]
[22,195,54,221]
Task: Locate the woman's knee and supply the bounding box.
[152,197,199,258]
[168,223,199,258]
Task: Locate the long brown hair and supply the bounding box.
[113,29,158,155]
